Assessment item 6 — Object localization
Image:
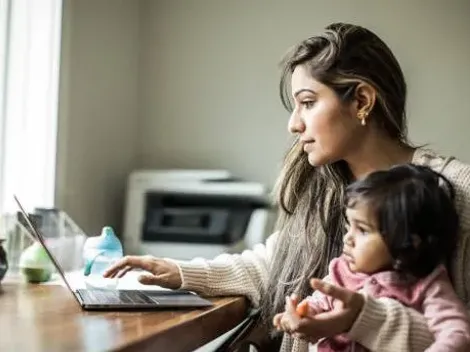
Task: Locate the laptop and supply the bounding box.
[14,196,213,310]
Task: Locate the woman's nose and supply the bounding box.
[288,111,305,134]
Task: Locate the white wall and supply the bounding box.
[56,0,140,234]
[140,0,470,187]
[57,0,470,234]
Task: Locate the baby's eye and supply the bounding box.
[358,227,368,236]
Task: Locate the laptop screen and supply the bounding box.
[14,195,82,304]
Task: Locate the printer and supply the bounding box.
[122,170,273,260]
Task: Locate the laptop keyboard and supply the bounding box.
[77,289,156,305]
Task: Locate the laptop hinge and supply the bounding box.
[75,289,85,305]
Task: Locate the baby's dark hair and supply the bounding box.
[345,164,459,279]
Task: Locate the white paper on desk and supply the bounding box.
[44,269,171,291]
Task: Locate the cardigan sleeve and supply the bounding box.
[165,232,278,307]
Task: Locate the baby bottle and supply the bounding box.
[83,226,123,289]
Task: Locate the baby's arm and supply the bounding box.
[422,268,470,352]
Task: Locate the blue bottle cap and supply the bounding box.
[83,226,122,276]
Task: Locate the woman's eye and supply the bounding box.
[301,101,315,109]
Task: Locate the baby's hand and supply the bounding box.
[272,295,302,332]
[273,295,293,330]
[272,311,285,330]
[272,294,320,344]
[275,279,365,343]
[272,295,322,330]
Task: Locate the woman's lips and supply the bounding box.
[303,141,315,152]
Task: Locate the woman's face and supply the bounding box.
[288,65,364,166]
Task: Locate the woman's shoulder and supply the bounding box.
[414,147,470,228]
[413,147,470,187]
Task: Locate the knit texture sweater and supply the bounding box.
[169,148,470,352]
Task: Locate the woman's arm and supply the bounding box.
[166,232,278,307]
[347,295,434,351]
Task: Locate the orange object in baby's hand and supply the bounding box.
[296,300,309,317]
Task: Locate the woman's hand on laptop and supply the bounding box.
[102,255,182,289]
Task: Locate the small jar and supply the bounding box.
[19,242,54,283]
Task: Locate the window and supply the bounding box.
[0,0,62,213]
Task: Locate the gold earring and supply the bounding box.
[358,111,368,126]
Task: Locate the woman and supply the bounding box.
[104,23,470,352]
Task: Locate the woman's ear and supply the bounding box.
[354,82,376,115]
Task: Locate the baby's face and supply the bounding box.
[343,204,393,274]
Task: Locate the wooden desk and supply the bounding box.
[0,281,248,352]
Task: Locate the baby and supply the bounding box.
[274,164,470,351]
